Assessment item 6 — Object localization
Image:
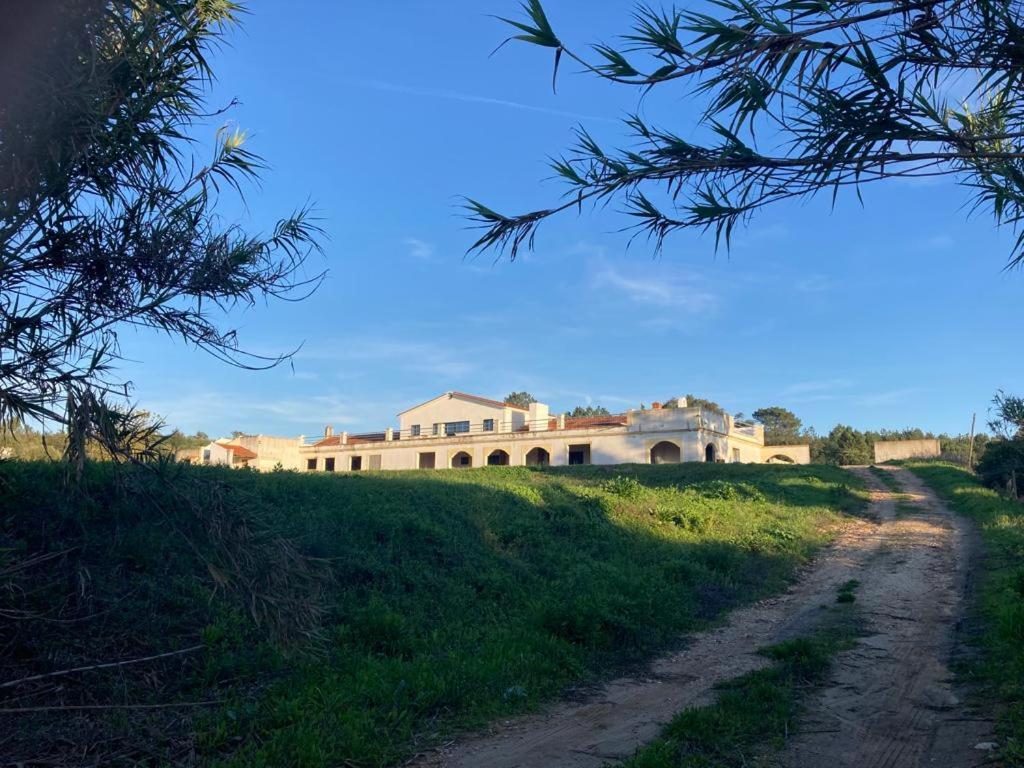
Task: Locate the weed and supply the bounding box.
[622,604,863,767]
[836,579,860,604]
[0,460,865,767]
[908,461,1024,765]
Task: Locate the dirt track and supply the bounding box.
[413,467,995,768]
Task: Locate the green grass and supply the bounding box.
[621,599,862,767]
[907,461,1024,765]
[869,464,903,493]
[0,460,865,767]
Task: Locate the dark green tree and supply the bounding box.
[505,391,538,408]
[468,1,1024,266]
[568,404,611,418]
[989,390,1024,438]
[752,406,804,445]
[815,425,872,466]
[673,395,723,413]
[0,1,322,462]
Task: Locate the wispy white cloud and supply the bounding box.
[794,275,834,293]
[917,234,953,251]
[855,387,924,407]
[404,237,436,261]
[355,79,617,123]
[784,378,855,396]
[149,390,377,435]
[591,264,718,311]
[297,336,493,380]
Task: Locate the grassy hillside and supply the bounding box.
[0,461,864,766]
[907,462,1024,765]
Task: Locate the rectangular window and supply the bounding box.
[411,424,421,437]
[324,457,335,472]
[432,423,440,436]
[351,456,362,471]
[369,455,381,470]
[732,448,741,463]
[418,452,436,469]
[203,449,211,464]
[445,420,470,436]
[306,458,316,471]
[483,418,494,432]
[568,444,591,465]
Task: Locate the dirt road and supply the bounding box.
[413,467,994,768]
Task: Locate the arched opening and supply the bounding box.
[525,447,550,467]
[487,449,510,466]
[766,453,796,464]
[451,451,473,469]
[705,443,717,463]
[650,441,681,464]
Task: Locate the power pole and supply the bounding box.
[967,412,977,469]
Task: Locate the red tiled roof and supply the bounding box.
[314,432,387,448]
[548,415,628,430]
[219,443,258,460]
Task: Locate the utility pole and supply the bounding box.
[967,412,977,469]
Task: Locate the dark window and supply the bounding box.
[306,458,317,471]
[351,456,362,471]
[445,420,470,436]
[203,449,211,463]
[568,444,591,465]
[483,418,494,432]
[324,457,335,472]
[411,424,421,437]
[418,452,436,469]
[432,423,440,436]
[459,454,471,466]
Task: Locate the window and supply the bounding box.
[483,418,494,432]
[568,444,591,465]
[369,455,381,470]
[306,458,317,471]
[324,457,335,472]
[432,423,440,436]
[732,448,741,463]
[445,420,470,436]
[418,452,436,469]
[203,449,211,464]
[411,424,421,437]
[351,456,362,471]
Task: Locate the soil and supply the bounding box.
[411,466,996,768]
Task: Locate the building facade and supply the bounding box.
[295,391,810,471]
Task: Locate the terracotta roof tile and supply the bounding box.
[548,415,628,430]
[219,443,258,460]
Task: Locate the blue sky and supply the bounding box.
[119,1,1022,438]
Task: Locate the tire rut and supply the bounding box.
[411,467,994,768]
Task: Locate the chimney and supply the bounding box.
[652,402,662,410]
[324,425,334,437]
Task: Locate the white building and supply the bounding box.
[293,391,810,471]
[178,434,301,470]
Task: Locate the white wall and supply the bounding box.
[304,424,768,472]
[398,394,522,437]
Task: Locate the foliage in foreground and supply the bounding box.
[622,599,862,768]
[468,0,1024,268]
[0,461,863,766]
[907,461,1024,765]
[0,1,322,461]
